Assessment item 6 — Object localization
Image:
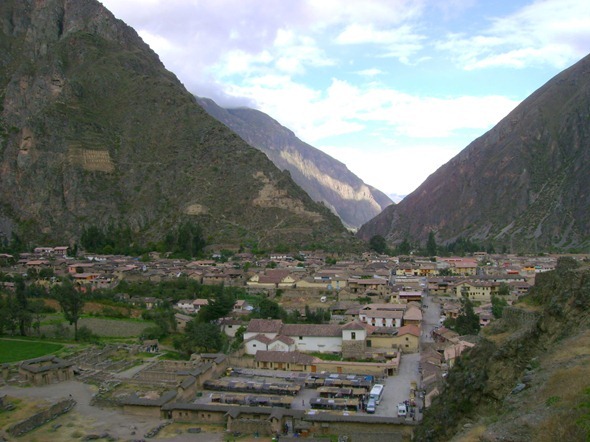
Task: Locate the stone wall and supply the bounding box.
[502,307,540,331]
[227,418,273,436]
[7,398,76,437]
[342,340,366,360]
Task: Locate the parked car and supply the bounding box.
[397,403,407,417]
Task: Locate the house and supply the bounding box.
[453,280,499,302]
[365,324,420,354]
[243,320,351,355]
[402,305,423,326]
[176,299,196,313]
[243,319,283,342]
[346,278,388,296]
[232,300,252,315]
[246,269,298,290]
[192,299,209,313]
[358,304,405,328]
[280,324,343,353]
[254,350,316,371]
[395,290,423,303]
[443,339,476,368]
[218,318,246,337]
[394,325,421,353]
[439,258,478,276]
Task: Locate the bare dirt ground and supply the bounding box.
[0,380,232,442]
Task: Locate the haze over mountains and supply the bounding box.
[358,53,590,253]
[196,97,392,229]
[0,0,356,251]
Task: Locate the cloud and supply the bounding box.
[438,0,590,70]
[335,23,426,63]
[355,68,384,77]
[224,73,518,144]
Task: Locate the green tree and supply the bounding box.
[179,320,223,354]
[15,279,31,336]
[439,268,455,276]
[256,298,283,319]
[426,231,438,256]
[491,295,508,319]
[396,238,412,255]
[29,299,47,336]
[498,283,511,297]
[52,280,85,341]
[453,296,481,335]
[230,325,246,351]
[369,235,388,254]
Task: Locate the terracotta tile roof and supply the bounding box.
[280,323,343,337]
[246,319,284,334]
[398,324,421,337]
[254,350,316,365]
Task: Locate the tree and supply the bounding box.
[453,296,480,335]
[256,298,283,319]
[369,235,388,254]
[396,238,412,255]
[29,299,47,336]
[178,320,223,355]
[498,283,511,297]
[15,279,31,336]
[439,268,455,276]
[426,231,437,257]
[52,280,85,341]
[491,295,508,319]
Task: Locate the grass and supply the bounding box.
[308,352,341,361]
[0,338,64,363]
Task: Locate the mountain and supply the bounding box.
[358,54,590,253]
[196,97,393,229]
[0,0,357,251]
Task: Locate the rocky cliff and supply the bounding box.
[0,0,357,250]
[358,53,590,253]
[196,97,392,229]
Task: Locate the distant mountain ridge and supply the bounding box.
[358,53,590,252]
[0,0,357,251]
[196,97,392,229]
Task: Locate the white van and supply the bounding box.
[366,398,376,414]
[397,403,407,417]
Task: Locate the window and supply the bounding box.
[299,336,303,340]
[367,340,372,348]
[253,344,256,347]
[351,332,356,340]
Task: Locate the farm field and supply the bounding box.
[40,316,154,338]
[0,338,64,363]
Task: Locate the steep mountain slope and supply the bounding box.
[0,0,357,250]
[415,257,590,441]
[358,54,590,252]
[196,97,392,229]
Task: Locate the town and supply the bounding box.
[0,247,571,441]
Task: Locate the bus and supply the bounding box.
[369,384,384,405]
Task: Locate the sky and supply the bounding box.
[99,0,590,199]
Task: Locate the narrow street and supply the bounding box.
[420,291,441,347]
